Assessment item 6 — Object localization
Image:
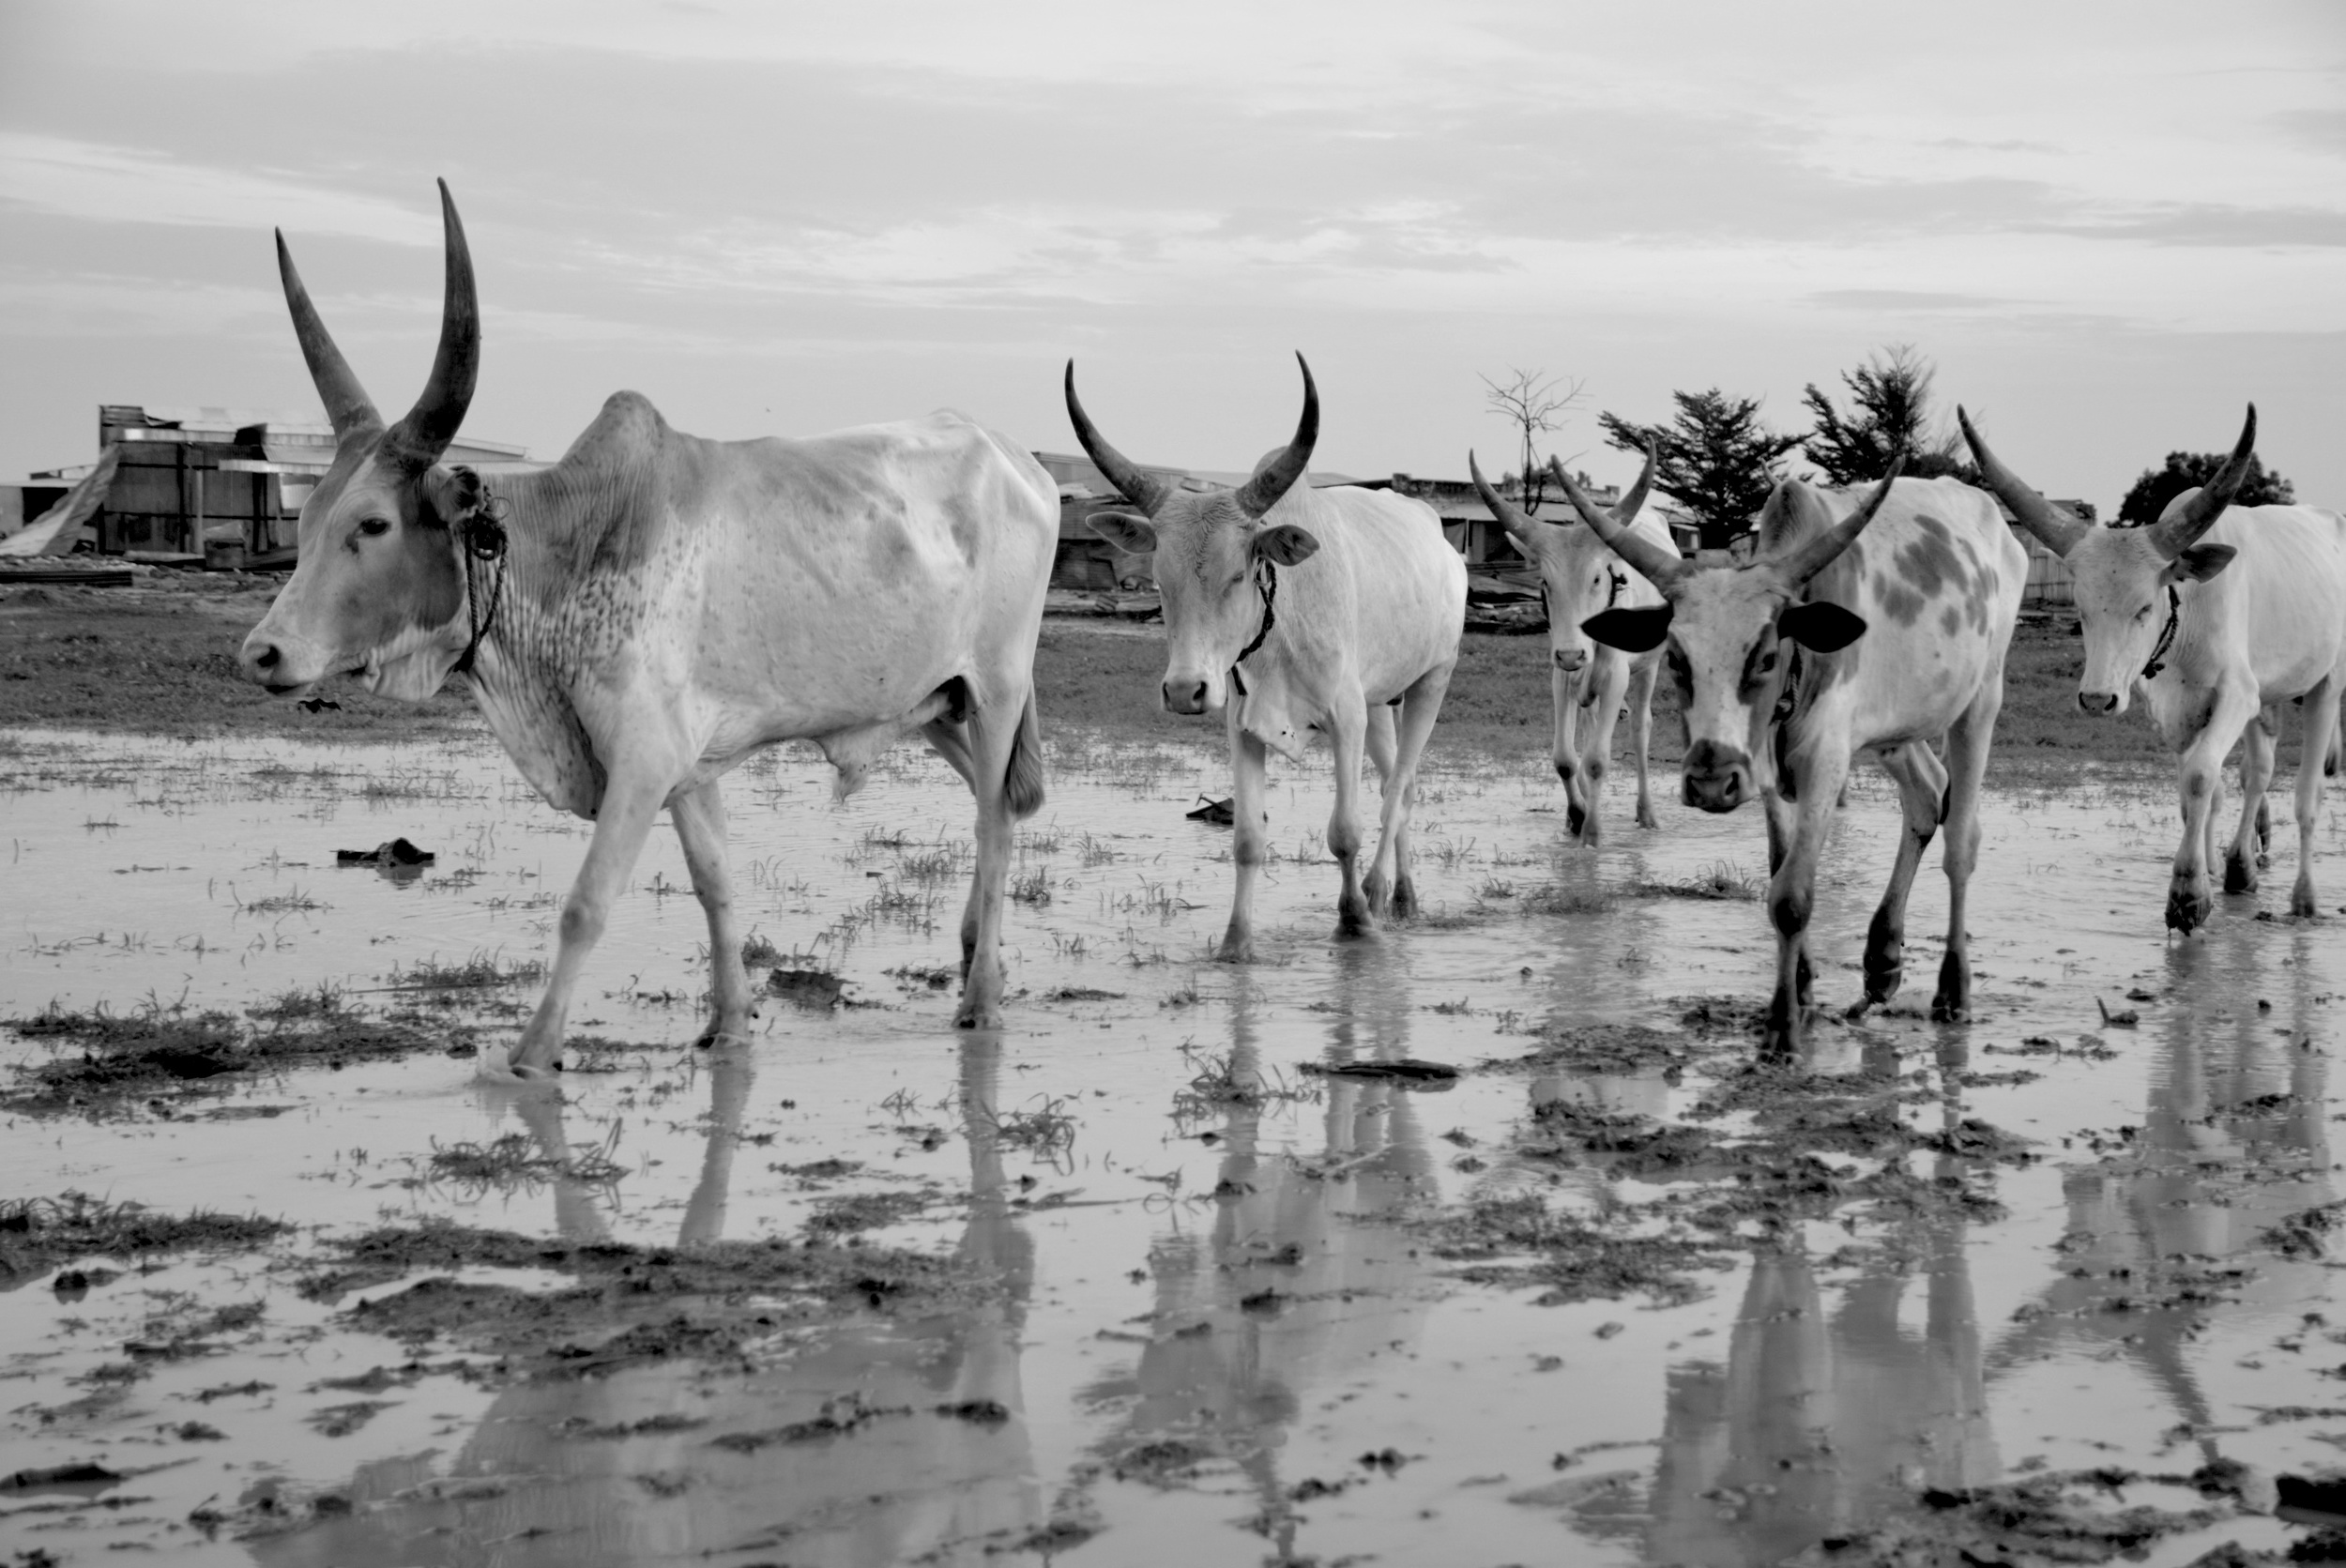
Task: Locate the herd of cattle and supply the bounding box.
[235,185,2346,1073]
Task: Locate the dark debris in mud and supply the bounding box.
[0,997,477,1116]
[0,1192,287,1289]
[1785,1468,2239,1566]
[1423,1195,1736,1306]
[294,1221,993,1384]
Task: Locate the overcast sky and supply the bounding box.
[2,2,2341,513]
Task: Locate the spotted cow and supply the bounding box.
[1067,358,1467,958]
[1470,449,1667,846]
[1963,406,2346,932]
[240,184,1059,1074]
[1565,465,2027,1056]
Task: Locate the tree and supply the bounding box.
[1481,367,1585,513]
[1801,344,1970,485]
[1598,388,1805,550]
[2117,449,2293,525]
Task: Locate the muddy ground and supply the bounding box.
[5,601,2346,1564]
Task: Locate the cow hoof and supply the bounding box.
[2223,856,2256,895]
[1929,995,1968,1024]
[1363,870,1393,917]
[1216,936,1255,965]
[481,1057,560,1085]
[1391,875,1418,918]
[2293,886,2320,920]
[691,1025,752,1050]
[952,1002,1003,1030]
[1636,806,1659,830]
[2165,881,2212,934]
[1564,803,1587,837]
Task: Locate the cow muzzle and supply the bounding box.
[1552,647,1589,675]
[239,626,322,694]
[2078,690,2121,716]
[1681,739,1752,814]
[1162,672,1221,717]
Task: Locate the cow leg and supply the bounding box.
[2227,709,2276,893]
[1628,655,1661,830]
[1328,701,1374,936]
[1763,750,1850,1061]
[505,770,670,1076]
[1576,655,1630,850]
[1551,663,1592,840]
[1855,741,1947,1014]
[1363,702,1401,917]
[1932,675,2003,1023]
[1219,720,1271,963]
[2170,682,2257,934]
[671,779,756,1049]
[953,693,1027,1028]
[2291,671,2342,919]
[1370,662,1453,920]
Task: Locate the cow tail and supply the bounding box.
[1005,690,1046,820]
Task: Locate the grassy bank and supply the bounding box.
[0,574,2244,781]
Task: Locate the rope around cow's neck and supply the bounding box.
[2140,585,2182,682]
[445,464,510,678]
[1226,558,1279,699]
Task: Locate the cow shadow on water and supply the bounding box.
[261,1042,1049,1567]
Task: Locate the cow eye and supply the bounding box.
[358,517,391,538]
[2133,604,2151,621]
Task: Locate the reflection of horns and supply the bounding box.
[1468,450,1533,535]
[276,231,381,444]
[1063,361,1168,514]
[1772,460,1903,586]
[2147,404,2258,560]
[1554,446,1684,588]
[1548,449,1653,528]
[1958,406,2091,559]
[1232,355,1319,518]
[380,179,481,473]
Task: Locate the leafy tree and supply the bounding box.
[2117,449,2293,525]
[1481,367,1585,513]
[1598,389,1805,550]
[1801,344,1970,485]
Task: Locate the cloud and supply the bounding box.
[0,133,438,246]
[1808,289,2021,312]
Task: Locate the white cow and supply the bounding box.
[1470,449,1668,846]
[1067,358,1467,958]
[239,183,1058,1073]
[1566,464,2026,1057]
[1963,406,2346,932]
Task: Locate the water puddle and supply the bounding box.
[4,726,2344,1563]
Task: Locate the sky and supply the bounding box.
[1,1,2341,514]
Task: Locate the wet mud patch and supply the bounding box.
[0,1192,287,1289]
[1,995,477,1117]
[294,1221,993,1385]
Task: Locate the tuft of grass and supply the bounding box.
[1010,867,1055,906]
[387,950,547,990]
[1633,860,1763,902]
[977,1094,1080,1164]
[248,980,352,1026]
[1523,882,1619,917]
[739,931,784,968]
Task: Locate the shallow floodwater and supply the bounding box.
[4,723,2345,1565]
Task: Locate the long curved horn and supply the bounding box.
[380,179,480,472]
[1233,353,1319,518]
[1063,360,1168,514]
[1773,460,1904,586]
[1958,405,2091,559]
[2147,404,2258,558]
[276,231,381,445]
[1549,446,1654,527]
[1469,450,1535,535]
[1554,456,1685,587]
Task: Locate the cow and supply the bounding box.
[1064,358,1467,959]
[1469,449,1668,846]
[239,183,1058,1076]
[1561,463,2027,1057]
[1961,405,2346,934]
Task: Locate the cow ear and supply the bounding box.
[1086,510,1158,556]
[1254,523,1320,567]
[2169,542,2237,583]
[1581,603,1672,653]
[1778,601,1868,651]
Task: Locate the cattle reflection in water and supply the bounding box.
[1078,942,1441,1556]
[1990,920,2334,1467]
[260,1043,1044,1567]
